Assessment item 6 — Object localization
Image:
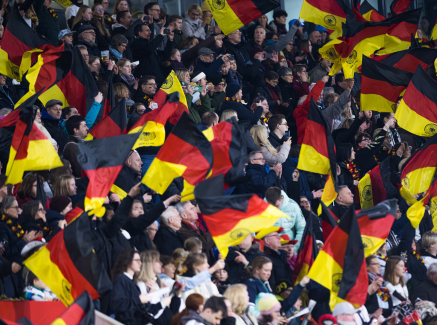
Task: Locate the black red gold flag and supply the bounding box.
[77,133,139,212]
[88,98,127,139]
[406,178,437,229]
[320,200,339,242]
[308,206,368,310]
[23,212,113,306]
[390,0,411,15]
[193,175,290,257]
[50,291,95,325]
[354,0,385,22]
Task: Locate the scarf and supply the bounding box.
[170,60,185,70]
[121,72,135,87]
[345,161,360,180]
[2,214,24,238]
[368,272,390,301]
[109,46,122,60]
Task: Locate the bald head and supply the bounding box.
[309,31,321,45]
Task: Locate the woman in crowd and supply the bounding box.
[223,284,257,325]
[71,5,92,32]
[16,174,39,208]
[244,256,273,304]
[384,256,409,307]
[88,55,101,78]
[365,255,393,317]
[182,5,208,40]
[336,143,359,190]
[114,58,136,93]
[171,293,205,325]
[112,0,128,18]
[109,34,128,60]
[250,125,291,167]
[91,3,110,50]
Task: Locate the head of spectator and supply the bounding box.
[45,99,63,120]
[128,199,143,218]
[335,73,348,90]
[116,10,132,28]
[88,55,101,74]
[92,3,105,18]
[209,75,225,94]
[160,206,182,231]
[171,48,181,63]
[200,111,219,129]
[175,201,198,225]
[257,14,268,27]
[130,103,146,116]
[427,263,437,285]
[175,68,190,85]
[380,112,397,129]
[113,0,129,16]
[17,173,38,201]
[110,34,128,58]
[320,58,332,71]
[124,150,142,175]
[257,227,282,252]
[58,29,74,45]
[309,30,321,46]
[227,29,242,45]
[226,83,242,101]
[111,248,140,281]
[420,16,430,34]
[72,5,92,30]
[49,195,72,215]
[134,23,151,40]
[77,45,89,63]
[250,125,279,157]
[22,200,46,223]
[0,73,7,87]
[423,231,437,257]
[138,250,162,285]
[335,185,354,207]
[223,284,250,317]
[139,76,157,96]
[171,293,205,325]
[66,115,88,139]
[299,39,313,58]
[78,25,96,45]
[265,186,284,209]
[180,36,199,50]
[265,71,279,89]
[33,106,43,124]
[186,4,203,23]
[116,58,132,77]
[366,254,381,275]
[229,59,237,73]
[292,64,308,83]
[94,0,109,12]
[300,196,311,212]
[254,25,266,45]
[273,9,287,26]
[384,256,406,288]
[197,296,228,325]
[147,221,159,241]
[324,92,339,107]
[185,237,203,253]
[238,233,254,253]
[114,83,130,102]
[248,150,265,166]
[183,252,210,276]
[332,302,356,324]
[144,2,160,21]
[198,47,215,64]
[168,14,183,31]
[356,132,372,149]
[220,109,237,122]
[0,24,4,39]
[1,196,21,219]
[268,114,288,139]
[160,255,175,278]
[278,67,293,87]
[54,175,77,197]
[256,293,282,323]
[336,143,355,163]
[278,55,287,67]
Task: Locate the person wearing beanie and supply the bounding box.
[49,195,72,216]
[256,293,287,324]
[208,75,226,112]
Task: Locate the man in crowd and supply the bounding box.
[133,75,157,106]
[153,207,185,256]
[63,115,89,178]
[329,185,354,219]
[41,99,68,152]
[268,114,289,148]
[76,25,99,57]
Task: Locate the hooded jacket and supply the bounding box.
[41,109,68,152]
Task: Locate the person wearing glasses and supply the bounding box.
[77,25,100,57]
[182,4,208,40]
[41,99,68,152]
[132,76,157,107]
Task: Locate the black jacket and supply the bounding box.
[262,246,293,293]
[225,243,263,284]
[255,82,280,115]
[63,135,84,178]
[132,88,153,107]
[329,202,350,220]
[411,278,437,305]
[76,39,101,57]
[355,128,386,177]
[268,132,287,149]
[278,78,298,113]
[233,163,279,198]
[111,273,144,325]
[0,220,26,264]
[0,85,18,109]
[338,162,355,191]
[41,110,68,152]
[153,226,184,256]
[113,165,141,199]
[219,101,262,129]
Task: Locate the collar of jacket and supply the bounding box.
[263,245,280,256]
[68,135,85,143]
[41,109,62,124]
[185,16,201,27]
[120,163,141,180]
[246,163,269,173]
[181,310,213,325]
[78,39,98,48]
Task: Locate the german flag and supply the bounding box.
[0,5,52,81]
[395,66,437,137]
[102,76,115,118]
[400,135,437,196]
[298,98,337,191]
[50,291,95,325]
[205,0,279,35]
[153,71,188,125]
[358,158,398,209]
[64,206,84,225]
[88,99,127,140]
[308,206,368,310]
[361,56,412,113]
[293,213,318,285]
[356,199,396,257]
[77,133,139,212]
[193,175,290,258]
[299,0,347,39]
[142,112,213,195]
[23,212,113,306]
[355,0,385,22]
[15,46,98,117]
[390,0,411,15]
[406,178,437,229]
[320,9,421,78]
[318,174,337,215]
[6,92,63,185]
[320,200,339,242]
[129,92,180,149]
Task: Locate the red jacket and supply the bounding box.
[293,81,310,98]
[293,80,325,145]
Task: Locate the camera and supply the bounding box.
[164,28,171,35]
[142,15,150,22]
[229,55,234,61]
[264,52,273,59]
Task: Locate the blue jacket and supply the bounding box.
[244,277,271,304]
[234,163,278,198]
[283,157,314,200]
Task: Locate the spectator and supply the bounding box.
[112,0,128,18]
[65,0,83,26]
[58,29,74,46]
[223,284,258,324]
[133,76,156,106]
[329,186,354,220]
[109,34,128,60]
[384,256,408,306]
[182,4,208,40]
[153,207,185,256]
[197,111,218,131]
[269,10,288,36]
[63,116,89,178]
[91,4,111,50]
[112,10,131,36]
[71,5,92,33]
[291,64,309,98]
[309,58,332,84]
[0,74,17,109]
[77,25,100,57]
[168,15,184,49]
[421,231,437,268]
[411,262,437,305]
[171,293,205,325]
[181,296,228,325]
[41,99,68,152]
[250,125,291,167]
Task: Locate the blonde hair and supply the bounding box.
[173,248,189,275]
[116,58,130,71]
[113,0,129,15]
[72,5,91,30]
[175,68,189,82]
[250,125,278,156]
[223,284,249,316]
[137,250,164,287]
[220,110,237,122]
[53,174,75,196]
[186,4,203,20]
[423,231,437,249]
[114,83,129,102]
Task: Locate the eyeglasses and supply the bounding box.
[280,122,288,126]
[252,157,265,161]
[362,139,372,142]
[84,31,96,35]
[38,208,45,212]
[10,206,20,210]
[300,200,310,204]
[280,60,287,63]
[265,234,280,239]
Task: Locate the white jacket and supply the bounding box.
[177,274,220,303]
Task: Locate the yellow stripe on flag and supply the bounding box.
[299,1,345,37]
[181,180,196,202]
[84,196,106,212]
[395,100,437,137]
[205,0,244,35]
[403,167,436,195]
[406,196,427,229]
[23,247,75,306]
[110,184,128,200]
[297,144,331,175]
[294,262,310,286]
[362,234,385,257]
[361,94,396,113]
[142,158,187,194]
[131,122,166,149]
[160,71,188,108]
[318,175,337,215]
[358,173,373,209]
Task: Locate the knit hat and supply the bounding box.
[49,195,72,213]
[256,293,281,315]
[210,75,224,86]
[225,83,241,98]
[250,46,264,59]
[276,279,293,295]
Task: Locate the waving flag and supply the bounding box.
[407,178,437,229]
[320,200,339,242]
[358,0,385,21]
[88,99,127,139]
[50,291,95,325]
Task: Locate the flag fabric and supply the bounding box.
[0,5,52,81]
[318,174,337,215]
[356,199,397,257]
[360,56,412,113]
[88,99,127,139]
[153,71,188,125]
[15,46,98,117]
[64,206,84,225]
[355,0,385,22]
[395,66,437,137]
[320,9,421,78]
[6,92,63,184]
[205,0,280,35]
[298,99,336,190]
[320,200,339,242]
[77,133,140,212]
[308,205,368,310]
[129,92,180,149]
[0,108,20,127]
[50,291,95,325]
[400,135,437,196]
[299,0,347,39]
[406,178,437,229]
[103,76,115,118]
[358,158,398,209]
[293,213,318,285]
[390,0,411,15]
[142,112,213,195]
[23,212,113,306]
[193,175,290,258]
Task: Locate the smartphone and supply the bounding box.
[229,55,234,61]
[400,251,407,260]
[143,15,150,22]
[100,50,109,61]
[264,52,273,59]
[164,28,170,35]
[170,281,182,296]
[192,85,203,92]
[180,81,187,86]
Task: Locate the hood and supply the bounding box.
[112,23,127,30]
[182,310,212,325]
[45,209,65,228]
[184,16,202,27]
[41,109,61,122]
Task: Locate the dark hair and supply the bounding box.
[96,81,108,101]
[323,93,340,107]
[201,111,217,127]
[380,113,392,121]
[289,145,301,158]
[168,14,182,24]
[204,296,228,318]
[129,102,146,115]
[335,73,345,85]
[265,71,279,81]
[88,55,99,66]
[17,173,38,199]
[267,114,285,132]
[253,95,267,104]
[160,255,174,266]
[0,174,7,189]
[356,132,372,145]
[366,254,377,267]
[138,75,155,88]
[22,200,42,219]
[134,23,147,37]
[291,64,307,78]
[265,187,282,205]
[183,252,207,274]
[273,9,287,19]
[144,2,158,14]
[1,196,17,215]
[110,34,128,49]
[25,271,39,287]
[65,115,86,136]
[116,10,129,23]
[62,106,76,119]
[336,143,353,162]
[179,36,197,50]
[50,159,71,188]
[111,248,139,280]
[247,256,272,276]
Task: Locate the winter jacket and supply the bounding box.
[182,310,213,325]
[268,132,287,149]
[0,85,18,109]
[220,101,262,129]
[154,226,184,256]
[63,135,85,178]
[308,63,329,84]
[293,81,310,98]
[282,158,314,200]
[76,38,100,57]
[265,190,306,249]
[178,221,215,263]
[41,110,68,152]
[111,273,143,325]
[209,91,226,113]
[321,89,351,132]
[233,163,278,198]
[225,243,263,284]
[260,143,290,167]
[193,57,225,80]
[262,246,293,292]
[244,277,272,304]
[411,278,437,305]
[186,93,213,124]
[60,101,101,137]
[182,17,207,40]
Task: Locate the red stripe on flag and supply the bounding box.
[227,0,262,25]
[402,82,437,122]
[368,165,386,204]
[59,302,86,325]
[303,119,329,159]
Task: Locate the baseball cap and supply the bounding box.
[58,29,75,40]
